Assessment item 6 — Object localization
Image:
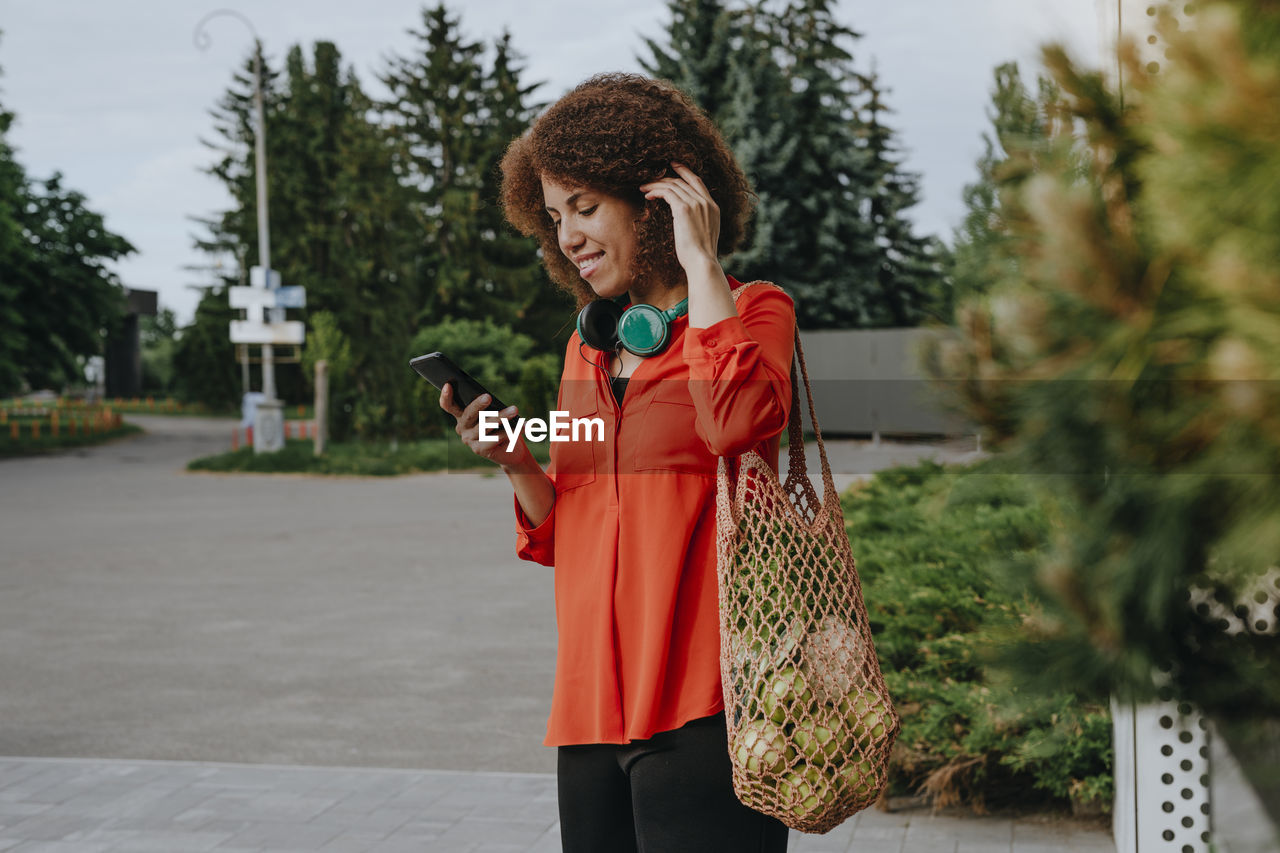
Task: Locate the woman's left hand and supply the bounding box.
[640,162,720,275]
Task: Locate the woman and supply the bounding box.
[441,73,794,852]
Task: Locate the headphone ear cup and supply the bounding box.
[576,299,624,352]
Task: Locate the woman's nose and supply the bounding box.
[559,219,584,255]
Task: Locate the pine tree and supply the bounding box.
[171,285,241,411]
[381,5,556,341]
[640,0,740,121]
[739,0,885,327]
[194,41,421,436]
[473,32,567,346]
[380,4,489,323]
[643,0,946,328]
[859,69,949,326]
[929,0,1280,716]
[949,63,1051,318]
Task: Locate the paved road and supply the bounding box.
[0,756,1116,853]
[0,416,983,775]
[1,416,558,774]
[0,416,1116,851]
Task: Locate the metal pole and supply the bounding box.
[237,246,249,394]
[194,9,284,452]
[1117,0,1125,112]
[250,41,277,403]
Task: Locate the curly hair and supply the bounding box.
[500,73,753,307]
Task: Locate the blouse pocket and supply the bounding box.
[634,380,716,475]
[551,397,600,492]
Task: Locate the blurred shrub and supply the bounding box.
[924,0,1280,717]
[847,460,1112,812]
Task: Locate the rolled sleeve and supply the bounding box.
[683,285,795,457]
[514,491,556,567]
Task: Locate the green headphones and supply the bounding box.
[576,295,690,357]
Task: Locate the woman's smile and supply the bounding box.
[574,250,604,279]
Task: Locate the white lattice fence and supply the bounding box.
[1113,696,1212,853]
[1113,568,1280,852]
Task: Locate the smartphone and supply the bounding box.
[409,352,507,412]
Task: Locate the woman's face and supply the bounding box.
[541,176,641,300]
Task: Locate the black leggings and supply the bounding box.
[557,712,790,853]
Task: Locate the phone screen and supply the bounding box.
[409,352,507,411]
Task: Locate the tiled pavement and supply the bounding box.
[0,757,1115,853]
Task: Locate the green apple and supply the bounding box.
[792,719,841,767]
[837,757,877,801]
[760,665,814,724]
[733,719,789,775]
[844,690,890,741]
[780,766,835,820]
[803,765,836,807]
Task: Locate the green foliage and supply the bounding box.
[379,5,560,342]
[139,308,179,395]
[926,0,1280,717]
[188,16,560,435]
[171,286,241,412]
[860,71,952,326]
[0,53,134,396]
[641,0,738,120]
[301,310,356,439]
[846,460,1111,811]
[641,0,948,329]
[0,49,26,396]
[948,63,1060,319]
[193,40,420,414]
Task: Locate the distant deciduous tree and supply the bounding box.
[0,34,135,396]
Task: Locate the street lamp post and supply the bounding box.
[195,9,285,453]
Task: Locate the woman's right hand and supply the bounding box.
[439,384,529,468]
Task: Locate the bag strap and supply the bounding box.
[731,282,838,504]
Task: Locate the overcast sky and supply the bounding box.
[1,0,1115,323]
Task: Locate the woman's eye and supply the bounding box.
[581,205,598,216]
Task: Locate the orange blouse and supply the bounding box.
[514,278,795,746]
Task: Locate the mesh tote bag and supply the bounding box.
[716,283,900,834]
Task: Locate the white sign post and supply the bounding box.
[229,268,305,453]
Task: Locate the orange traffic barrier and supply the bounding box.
[9,422,17,440]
